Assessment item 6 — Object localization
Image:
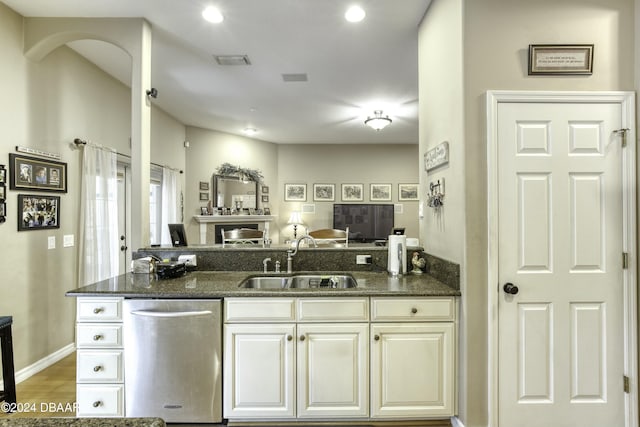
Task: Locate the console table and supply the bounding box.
[193,215,276,245]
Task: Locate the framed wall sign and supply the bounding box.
[528,44,594,75]
[18,194,60,231]
[9,153,67,192]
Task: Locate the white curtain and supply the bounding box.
[160,167,180,245]
[79,144,119,286]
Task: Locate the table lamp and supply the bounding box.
[287,211,304,239]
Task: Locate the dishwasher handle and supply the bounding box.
[130,310,213,318]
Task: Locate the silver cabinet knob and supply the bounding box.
[374,335,380,341]
[286,335,293,341]
[93,365,103,372]
[93,401,102,407]
[93,334,103,341]
[93,307,104,314]
[411,307,418,314]
[299,335,306,341]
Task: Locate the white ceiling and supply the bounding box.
[3,0,431,144]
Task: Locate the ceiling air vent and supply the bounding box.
[282,73,308,82]
[214,55,251,65]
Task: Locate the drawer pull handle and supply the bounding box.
[299,335,306,341]
[287,335,293,341]
[93,365,103,372]
[411,307,418,314]
[93,401,102,408]
[93,308,104,314]
[93,334,103,341]
[374,335,380,341]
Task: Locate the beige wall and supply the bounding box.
[0,2,185,373]
[183,129,419,244]
[418,0,634,426]
[183,127,279,243]
[418,0,467,421]
[277,144,419,241]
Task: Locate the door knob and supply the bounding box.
[120,245,128,251]
[503,282,519,295]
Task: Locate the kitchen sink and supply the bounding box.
[239,276,291,289]
[289,274,357,289]
[239,274,357,289]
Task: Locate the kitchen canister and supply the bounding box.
[387,234,407,276]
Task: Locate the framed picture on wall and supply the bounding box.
[370,183,391,201]
[9,154,67,193]
[398,183,419,201]
[285,183,307,201]
[199,192,209,201]
[313,183,335,201]
[341,184,363,202]
[199,181,209,191]
[17,194,60,231]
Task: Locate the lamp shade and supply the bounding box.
[287,211,304,225]
[365,110,392,131]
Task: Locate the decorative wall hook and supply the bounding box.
[428,179,445,208]
[146,88,158,99]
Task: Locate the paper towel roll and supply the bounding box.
[387,235,407,276]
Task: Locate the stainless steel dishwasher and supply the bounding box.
[123,299,222,423]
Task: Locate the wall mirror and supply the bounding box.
[212,175,258,209]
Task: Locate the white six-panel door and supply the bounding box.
[489,92,637,427]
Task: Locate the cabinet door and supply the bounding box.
[297,323,369,418]
[224,323,295,419]
[370,323,455,418]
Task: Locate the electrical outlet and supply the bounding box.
[356,255,372,265]
[178,254,197,267]
[47,236,56,250]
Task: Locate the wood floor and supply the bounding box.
[0,352,76,418]
[0,353,451,426]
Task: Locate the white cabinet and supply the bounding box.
[370,297,456,419]
[224,323,296,418]
[75,298,124,417]
[223,297,369,421]
[297,323,368,418]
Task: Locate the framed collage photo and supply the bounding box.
[9,153,67,193]
[18,194,60,231]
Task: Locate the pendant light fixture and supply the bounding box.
[364,110,392,131]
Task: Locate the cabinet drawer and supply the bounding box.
[297,298,369,322]
[76,384,124,417]
[225,298,295,322]
[77,350,124,383]
[77,298,122,322]
[76,324,123,348]
[371,297,455,321]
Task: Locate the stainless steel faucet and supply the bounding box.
[262,257,271,273]
[286,235,317,273]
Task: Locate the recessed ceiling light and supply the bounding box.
[202,6,224,23]
[345,5,366,23]
[243,128,258,136]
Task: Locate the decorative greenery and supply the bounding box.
[216,162,263,183]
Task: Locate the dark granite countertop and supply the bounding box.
[0,418,165,427]
[66,270,460,298]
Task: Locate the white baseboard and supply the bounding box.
[8,343,76,384]
[451,416,465,427]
